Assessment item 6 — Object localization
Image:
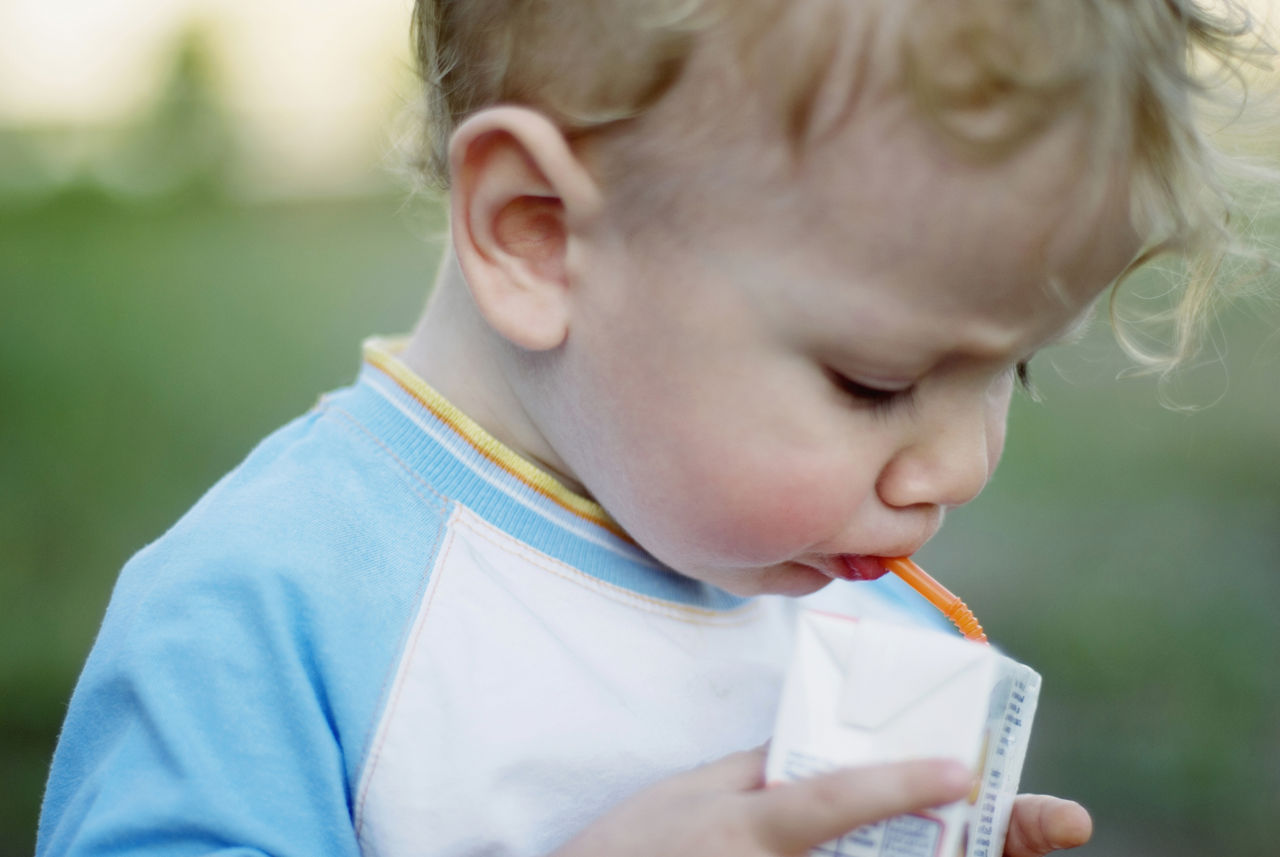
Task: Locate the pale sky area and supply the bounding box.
[1,0,1278,193]
[0,0,415,193]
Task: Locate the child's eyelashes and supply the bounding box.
[827,361,1036,410]
[825,368,916,412]
[1015,360,1039,399]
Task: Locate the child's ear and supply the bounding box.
[448,107,603,351]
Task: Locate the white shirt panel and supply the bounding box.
[356,507,797,857]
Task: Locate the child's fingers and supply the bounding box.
[669,745,769,793]
[1003,795,1093,856]
[747,759,972,854]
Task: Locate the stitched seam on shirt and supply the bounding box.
[324,403,450,514]
[323,402,449,788]
[320,402,455,844]
[452,513,761,627]
[352,514,460,846]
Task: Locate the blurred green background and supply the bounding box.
[2,5,1278,857]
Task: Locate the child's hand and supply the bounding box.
[1004,795,1093,856]
[550,746,972,857]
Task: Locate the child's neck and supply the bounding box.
[401,248,588,496]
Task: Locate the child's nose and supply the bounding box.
[876,401,994,510]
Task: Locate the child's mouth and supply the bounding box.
[834,555,890,581]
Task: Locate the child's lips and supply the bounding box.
[833,555,891,581]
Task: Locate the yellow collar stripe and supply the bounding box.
[363,340,631,541]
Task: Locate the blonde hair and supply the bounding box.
[409,0,1279,375]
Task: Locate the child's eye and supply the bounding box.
[825,368,915,410]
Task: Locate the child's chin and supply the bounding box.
[724,563,835,598]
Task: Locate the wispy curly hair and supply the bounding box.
[409,0,1280,376]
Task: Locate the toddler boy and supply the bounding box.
[39,2,1275,856]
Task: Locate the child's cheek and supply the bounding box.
[678,453,857,563]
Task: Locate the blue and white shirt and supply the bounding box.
[38,339,947,857]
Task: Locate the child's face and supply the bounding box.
[531,92,1139,597]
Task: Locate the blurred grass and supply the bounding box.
[0,189,443,856]
[1,189,1277,857]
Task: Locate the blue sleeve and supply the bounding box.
[36,405,448,857]
[36,538,363,857]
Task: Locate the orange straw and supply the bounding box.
[881,557,988,644]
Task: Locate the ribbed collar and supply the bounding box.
[342,337,751,613]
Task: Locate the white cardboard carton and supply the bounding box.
[766,611,1041,857]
